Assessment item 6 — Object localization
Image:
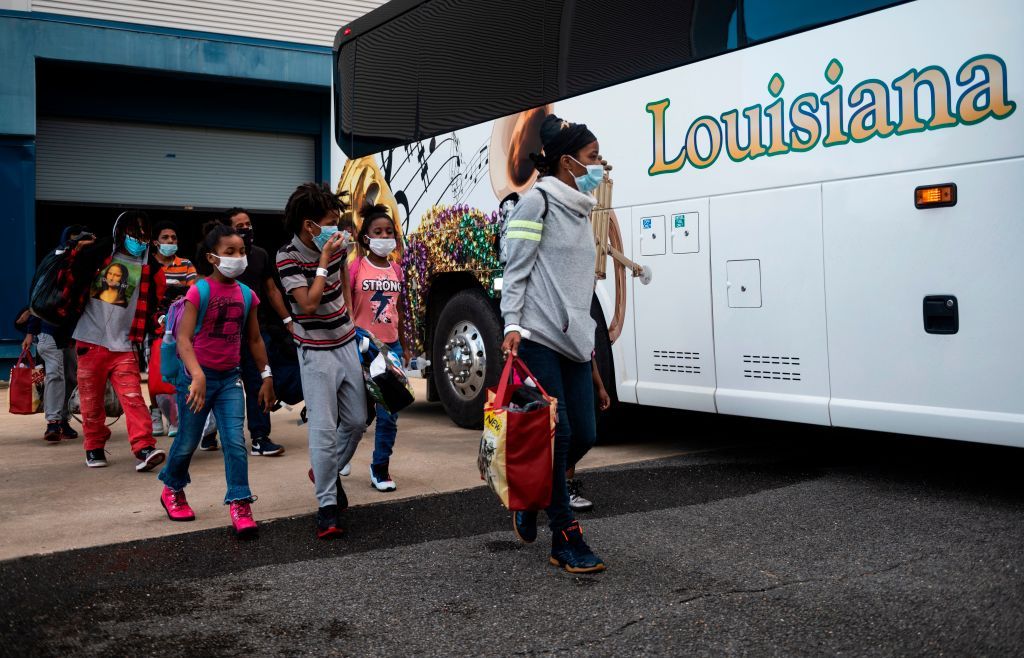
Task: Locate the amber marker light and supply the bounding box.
[915,183,957,209]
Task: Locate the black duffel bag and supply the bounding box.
[29,226,93,327]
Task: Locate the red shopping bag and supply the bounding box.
[147,337,176,396]
[9,349,44,415]
[477,356,557,511]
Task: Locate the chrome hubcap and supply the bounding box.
[442,321,487,400]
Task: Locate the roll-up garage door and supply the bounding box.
[36,118,314,211]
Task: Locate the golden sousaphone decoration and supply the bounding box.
[336,156,405,261]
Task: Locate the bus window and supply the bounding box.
[743,0,905,43]
[336,0,740,157]
[562,0,698,98]
[337,0,560,157]
[418,0,561,137]
[692,0,739,56]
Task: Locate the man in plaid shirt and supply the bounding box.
[68,210,168,472]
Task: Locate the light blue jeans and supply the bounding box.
[158,367,251,504]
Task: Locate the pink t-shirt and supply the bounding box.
[185,279,260,371]
[349,257,403,344]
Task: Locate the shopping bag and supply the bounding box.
[477,356,557,511]
[357,330,415,415]
[9,349,44,415]
[69,381,123,420]
[147,337,176,396]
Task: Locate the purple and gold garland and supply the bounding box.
[400,204,503,355]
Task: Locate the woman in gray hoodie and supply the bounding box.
[500,114,607,574]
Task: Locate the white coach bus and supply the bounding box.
[331,0,1023,447]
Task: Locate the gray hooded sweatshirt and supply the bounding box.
[500,176,597,363]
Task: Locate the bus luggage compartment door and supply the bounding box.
[710,185,831,426]
[631,198,716,412]
[823,159,1024,447]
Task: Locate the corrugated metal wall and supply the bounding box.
[30,0,387,46]
[36,118,314,210]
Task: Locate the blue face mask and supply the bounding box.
[124,235,147,257]
[311,223,339,251]
[158,243,178,257]
[569,157,605,194]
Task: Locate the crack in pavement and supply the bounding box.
[678,555,930,605]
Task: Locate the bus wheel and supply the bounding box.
[432,289,501,429]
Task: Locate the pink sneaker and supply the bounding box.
[230,501,258,538]
[160,486,195,522]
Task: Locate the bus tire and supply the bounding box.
[432,289,502,429]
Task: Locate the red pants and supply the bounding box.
[77,341,155,453]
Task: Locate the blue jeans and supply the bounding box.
[372,341,403,466]
[239,329,271,440]
[516,339,596,531]
[158,367,251,504]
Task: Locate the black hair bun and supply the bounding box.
[539,114,566,147]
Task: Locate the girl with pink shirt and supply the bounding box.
[157,224,276,537]
[349,203,409,492]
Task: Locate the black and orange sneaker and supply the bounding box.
[316,505,344,540]
[550,521,605,574]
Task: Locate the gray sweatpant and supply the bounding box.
[298,341,367,507]
[37,334,77,423]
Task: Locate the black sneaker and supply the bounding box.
[251,436,285,456]
[513,511,538,544]
[550,521,606,574]
[199,432,218,451]
[43,421,62,443]
[60,421,79,440]
[568,479,594,512]
[316,505,343,539]
[134,446,166,472]
[85,449,108,468]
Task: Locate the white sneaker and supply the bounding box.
[168,424,178,437]
[339,462,351,477]
[568,479,594,512]
[150,407,165,436]
[369,464,396,492]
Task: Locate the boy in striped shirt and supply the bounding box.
[276,183,366,539]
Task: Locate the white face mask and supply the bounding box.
[213,255,247,279]
[368,238,397,258]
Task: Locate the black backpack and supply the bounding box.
[497,188,548,264]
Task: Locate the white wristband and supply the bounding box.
[504,324,532,339]
[282,316,293,325]
[260,366,273,380]
[315,267,329,278]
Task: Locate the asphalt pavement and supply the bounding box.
[2,423,1022,656]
